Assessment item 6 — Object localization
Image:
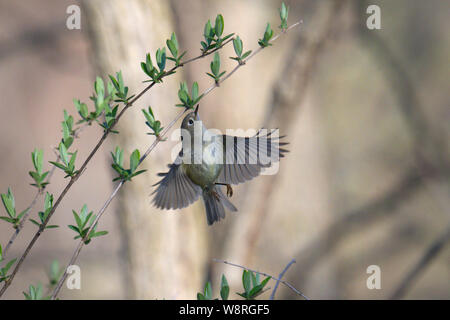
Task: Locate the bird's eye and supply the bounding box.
[188,119,194,125]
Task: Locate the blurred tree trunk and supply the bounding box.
[82,0,207,299]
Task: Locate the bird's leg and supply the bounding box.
[226,184,233,197]
[211,190,220,201]
[215,183,233,198]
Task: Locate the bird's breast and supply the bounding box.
[183,143,223,188]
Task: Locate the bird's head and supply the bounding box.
[180,105,201,136]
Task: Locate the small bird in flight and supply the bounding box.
[152,106,288,225]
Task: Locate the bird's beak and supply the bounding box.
[194,105,200,120]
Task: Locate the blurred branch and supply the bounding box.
[291,168,425,286]
[0,21,65,61]
[355,1,438,158]
[285,2,450,296]
[390,224,450,299]
[270,259,296,300]
[50,22,303,299]
[213,258,309,300]
[353,1,450,299]
[243,0,346,266]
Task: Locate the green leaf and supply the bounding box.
[59,143,69,165]
[1,188,16,218]
[211,52,220,76]
[90,231,108,238]
[74,99,89,119]
[146,53,154,72]
[279,2,289,29]
[215,14,224,37]
[220,274,229,300]
[68,151,78,171]
[72,210,82,229]
[178,89,189,105]
[197,293,206,300]
[3,258,17,274]
[109,74,120,92]
[258,23,274,48]
[251,271,258,287]
[44,192,53,212]
[156,47,167,72]
[248,276,271,299]
[94,77,105,97]
[166,32,179,59]
[111,146,124,167]
[0,216,16,224]
[31,149,44,174]
[29,219,41,227]
[49,161,67,171]
[221,33,234,43]
[24,284,44,300]
[191,82,199,101]
[242,270,251,294]
[233,36,243,57]
[16,208,30,221]
[68,224,80,234]
[129,169,147,179]
[204,20,213,42]
[49,260,62,285]
[204,281,212,300]
[64,110,74,130]
[260,275,271,288]
[129,149,140,173]
[264,23,274,41]
[280,2,287,19]
[241,50,252,60]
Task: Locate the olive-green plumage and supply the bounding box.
[152,106,288,225]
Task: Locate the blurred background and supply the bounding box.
[0,0,448,299]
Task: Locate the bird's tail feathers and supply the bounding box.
[202,186,237,225]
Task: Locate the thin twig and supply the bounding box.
[203,21,303,98]
[50,22,303,299]
[243,2,342,268]
[3,192,40,256]
[213,258,309,300]
[2,123,89,260]
[390,224,450,299]
[50,110,189,299]
[270,259,296,300]
[0,39,236,298]
[50,180,124,298]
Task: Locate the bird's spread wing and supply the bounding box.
[152,156,202,210]
[217,129,289,185]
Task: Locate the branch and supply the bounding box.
[390,224,450,299]
[289,168,430,289]
[242,0,344,267]
[213,258,309,300]
[202,21,303,98]
[0,39,235,298]
[50,111,188,299]
[50,22,303,299]
[270,259,296,300]
[2,123,89,260]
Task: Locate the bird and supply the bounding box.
[151,105,288,225]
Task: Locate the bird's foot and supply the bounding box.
[211,190,220,201]
[226,184,233,198]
